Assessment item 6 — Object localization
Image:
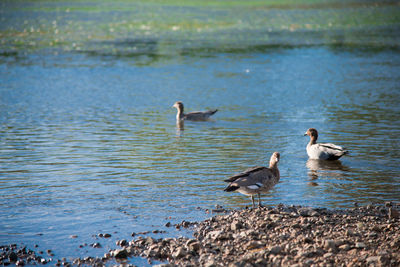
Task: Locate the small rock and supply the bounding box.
[304,259,314,265]
[204,259,216,267]
[8,252,18,262]
[246,241,264,250]
[116,239,128,247]
[91,243,101,248]
[389,207,400,219]
[172,247,187,259]
[270,245,282,255]
[371,225,382,232]
[111,249,128,259]
[145,237,155,245]
[323,252,333,258]
[16,260,25,266]
[230,221,242,231]
[366,256,381,264]
[165,222,171,227]
[323,240,337,251]
[355,242,366,249]
[298,208,318,217]
[346,229,354,236]
[339,244,350,251]
[186,239,200,252]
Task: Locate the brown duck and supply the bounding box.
[224,152,280,208]
[172,101,218,121]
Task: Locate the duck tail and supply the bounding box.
[224,184,239,192]
[210,109,218,115]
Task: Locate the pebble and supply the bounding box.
[323,240,337,251]
[355,242,366,249]
[111,248,128,259]
[91,243,102,248]
[116,239,128,247]
[8,251,18,262]
[269,245,282,255]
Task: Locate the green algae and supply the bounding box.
[0,0,399,56]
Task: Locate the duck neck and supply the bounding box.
[269,162,280,179]
[176,107,184,120]
[309,135,317,145]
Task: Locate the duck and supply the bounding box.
[224,152,280,208]
[172,101,218,121]
[304,128,348,160]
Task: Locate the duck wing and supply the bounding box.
[224,166,267,183]
[224,166,277,192]
[318,143,349,159]
[184,109,218,121]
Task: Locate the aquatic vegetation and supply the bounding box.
[1,0,399,57]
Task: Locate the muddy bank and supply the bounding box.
[2,203,399,266]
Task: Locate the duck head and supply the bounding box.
[269,152,280,167]
[172,101,184,113]
[304,128,318,143]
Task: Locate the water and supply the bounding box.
[1,0,400,265]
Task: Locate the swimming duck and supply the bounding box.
[304,128,348,160]
[224,152,280,208]
[172,101,218,121]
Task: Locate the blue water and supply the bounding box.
[1,41,400,265]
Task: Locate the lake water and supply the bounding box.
[1,0,400,265]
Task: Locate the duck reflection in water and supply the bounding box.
[306,159,350,186]
[176,119,184,136]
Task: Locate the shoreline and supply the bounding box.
[1,203,399,266]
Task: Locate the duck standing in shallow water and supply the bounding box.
[304,128,348,160]
[224,152,280,208]
[172,101,218,121]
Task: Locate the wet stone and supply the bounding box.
[116,239,128,247]
[15,260,25,266]
[91,243,102,248]
[8,251,18,262]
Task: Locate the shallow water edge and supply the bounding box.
[1,202,399,266]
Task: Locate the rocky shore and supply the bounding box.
[1,203,399,266]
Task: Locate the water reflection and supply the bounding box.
[176,120,184,136]
[306,159,350,184]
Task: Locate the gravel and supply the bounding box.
[1,203,399,266]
